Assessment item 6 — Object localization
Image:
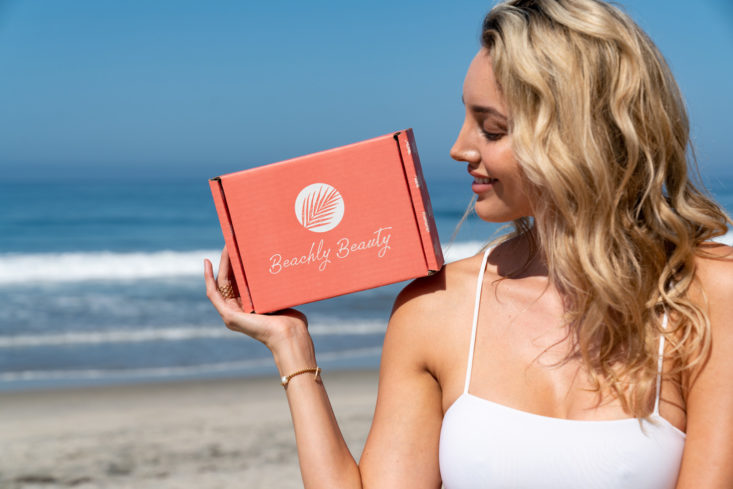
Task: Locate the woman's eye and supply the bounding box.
[481,129,504,141]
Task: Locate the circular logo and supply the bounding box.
[294,183,345,233]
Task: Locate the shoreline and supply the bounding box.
[1,369,379,489]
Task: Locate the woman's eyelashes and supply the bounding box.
[477,117,507,142]
[480,128,505,141]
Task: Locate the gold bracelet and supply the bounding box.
[280,367,321,388]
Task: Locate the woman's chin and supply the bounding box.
[474,206,530,224]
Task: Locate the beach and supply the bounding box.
[1,179,731,489]
[0,369,378,489]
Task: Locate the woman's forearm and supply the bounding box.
[272,336,363,489]
[204,256,363,488]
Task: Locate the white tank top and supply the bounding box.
[439,248,685,489]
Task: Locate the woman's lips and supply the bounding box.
[471,176,497,193]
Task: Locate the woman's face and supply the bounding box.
[450,49,533,223]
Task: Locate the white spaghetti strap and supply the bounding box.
[653,313,669,416]
[463,248,492,394]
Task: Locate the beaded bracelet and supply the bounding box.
[280,366,321,388]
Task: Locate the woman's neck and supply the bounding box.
[490,229,548,279]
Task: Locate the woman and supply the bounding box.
[204,0,733,487]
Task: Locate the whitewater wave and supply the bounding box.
[0,249,221,285]
[716,231,733,246]
[442,240,486,262]
[0,243,489,285]
[1,232,730,285]
[0,321,387,348]
[0,346,382,383]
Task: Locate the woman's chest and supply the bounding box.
[439,393,685,489]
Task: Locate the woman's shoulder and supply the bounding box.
[689,241,733,349]
[693,242,733,298]
[392,252,486,314]
[383,252,488,369]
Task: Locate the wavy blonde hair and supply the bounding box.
[481,0,731,416]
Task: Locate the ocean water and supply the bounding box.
[1,175,731,391]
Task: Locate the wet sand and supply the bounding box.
[1,369,378,489]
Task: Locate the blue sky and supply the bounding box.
[0,1,731,182]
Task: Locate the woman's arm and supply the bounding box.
[204,250,444,489]
[359,278,445,488]
[675,246,733,489]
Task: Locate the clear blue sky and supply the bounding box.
[0,1,731,182]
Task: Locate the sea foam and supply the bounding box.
[0,242,489,285]
[0,346,382,383]
[0,320,387,348]
[1,233,730,285]
[0,250,221,284]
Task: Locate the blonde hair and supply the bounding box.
[482,0,730,416]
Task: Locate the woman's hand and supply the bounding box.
[203,248,312,363]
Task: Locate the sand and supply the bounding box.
[0,369,379,489]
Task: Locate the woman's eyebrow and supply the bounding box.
[461,96,507,121]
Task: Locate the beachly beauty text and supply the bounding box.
[268,227,392,274]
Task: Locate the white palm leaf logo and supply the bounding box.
[294,183,345,232]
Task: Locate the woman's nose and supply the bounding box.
[450,121,480,164]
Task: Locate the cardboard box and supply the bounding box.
[209,129,443,313]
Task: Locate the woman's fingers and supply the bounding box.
[204,259,248,330]
[217,247,231,280]
[216,248,239,300]
[205,258,306,345]
[204,258,232,313]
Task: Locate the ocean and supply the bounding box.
[1,175,731,391]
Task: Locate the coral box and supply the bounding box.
[209,129,443,313]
